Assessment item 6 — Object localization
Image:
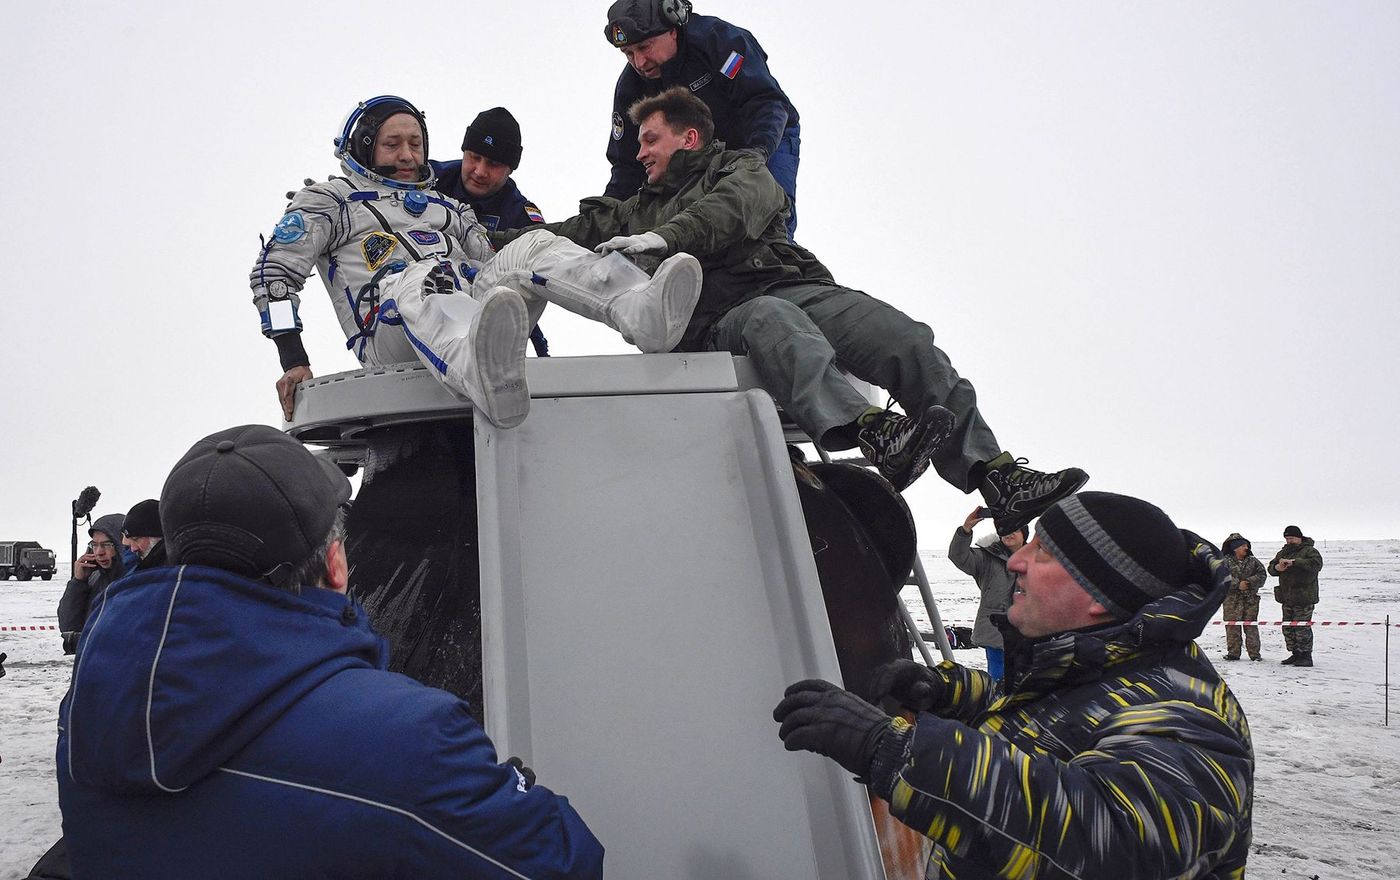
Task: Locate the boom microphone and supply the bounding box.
[72,486,101,520]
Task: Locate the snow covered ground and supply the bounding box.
[3,542,1397,878]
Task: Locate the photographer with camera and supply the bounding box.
[57,512,127,655]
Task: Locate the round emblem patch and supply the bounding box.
[272,212,306,244]
[611,111,625,141]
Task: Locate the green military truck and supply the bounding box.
[0,541,57,581]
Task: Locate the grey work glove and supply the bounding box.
[594,231,668,257]
[773,679,893,779]
[869,659,946,715]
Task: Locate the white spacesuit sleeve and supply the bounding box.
[447,203,496,265]
[249,181,355,341]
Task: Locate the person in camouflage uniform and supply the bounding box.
[1269,525,1324,667]
[773,492,1253,880]
[1221,532,1267,660]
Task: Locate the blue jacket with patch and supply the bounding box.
[605,13,799,198]
[57,565,604,880]
[430,165,551,355]
[431,164,544,235]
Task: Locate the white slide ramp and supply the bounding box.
[474,362,886,879]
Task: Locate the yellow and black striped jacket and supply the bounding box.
[874,541,1252,879]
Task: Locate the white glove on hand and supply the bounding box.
[594,231,668,257]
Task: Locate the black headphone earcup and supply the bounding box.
[658,0,691,27]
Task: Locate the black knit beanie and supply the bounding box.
[1283,525,1304,539]
[462,107,522,169]
[122,499,163,538]
[1035,492,1191,619]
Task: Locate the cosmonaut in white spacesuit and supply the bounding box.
[250,95,701,428]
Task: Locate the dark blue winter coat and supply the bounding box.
[429,162,551,356]
[604,13,799,198]
[431,163,545,234]
[57,564,604,879]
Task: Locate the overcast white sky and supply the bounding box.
[4,2,1398,559]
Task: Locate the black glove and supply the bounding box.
[869,659,944,715]
[772,679,892,779]
[505,756,535,790]
[424,264,458,296]
[0,651,7,679]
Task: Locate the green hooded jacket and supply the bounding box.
[1268,537,1323,605]
[523,141,833,351]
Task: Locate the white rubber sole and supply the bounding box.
[649,253,702,353]
[471,286,530,429]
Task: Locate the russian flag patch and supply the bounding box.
[720,51,744,79]
[525,203,544,223]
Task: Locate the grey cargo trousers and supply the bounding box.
[707,282,1001,492]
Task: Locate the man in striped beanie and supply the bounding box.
[1007,491,1191,637]
[773,491,1253,879]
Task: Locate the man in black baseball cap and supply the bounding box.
[160,424,352,589]
[771,491,1254,879]
[57,424,603,878]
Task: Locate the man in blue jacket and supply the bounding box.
[602,0,802,235]
[57,424,604,879]
[432,107,551,356]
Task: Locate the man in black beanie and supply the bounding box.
[120,498,166,571]
[432,106,551,356]
[1269,525,1323,666]
[771,491,1254,879]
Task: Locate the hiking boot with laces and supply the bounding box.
[857,405,957,491]
[978,452,1089,534]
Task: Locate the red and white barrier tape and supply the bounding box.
[0,624,59,631]
[1214,620,1397,627]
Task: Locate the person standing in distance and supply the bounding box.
[948,507,1025,682]
[1220,532,1266,661]
[1269,524,1323,667]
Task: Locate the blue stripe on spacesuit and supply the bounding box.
[376,298,449,375]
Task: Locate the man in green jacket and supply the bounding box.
[523,86,1085,529]
[1269,525,1324,667]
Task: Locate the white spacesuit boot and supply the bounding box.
[383,263,530,429]
[482,229,702,353]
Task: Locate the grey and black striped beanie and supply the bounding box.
[1036,492,1190,619]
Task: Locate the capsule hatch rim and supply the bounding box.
[284,353,876,449]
